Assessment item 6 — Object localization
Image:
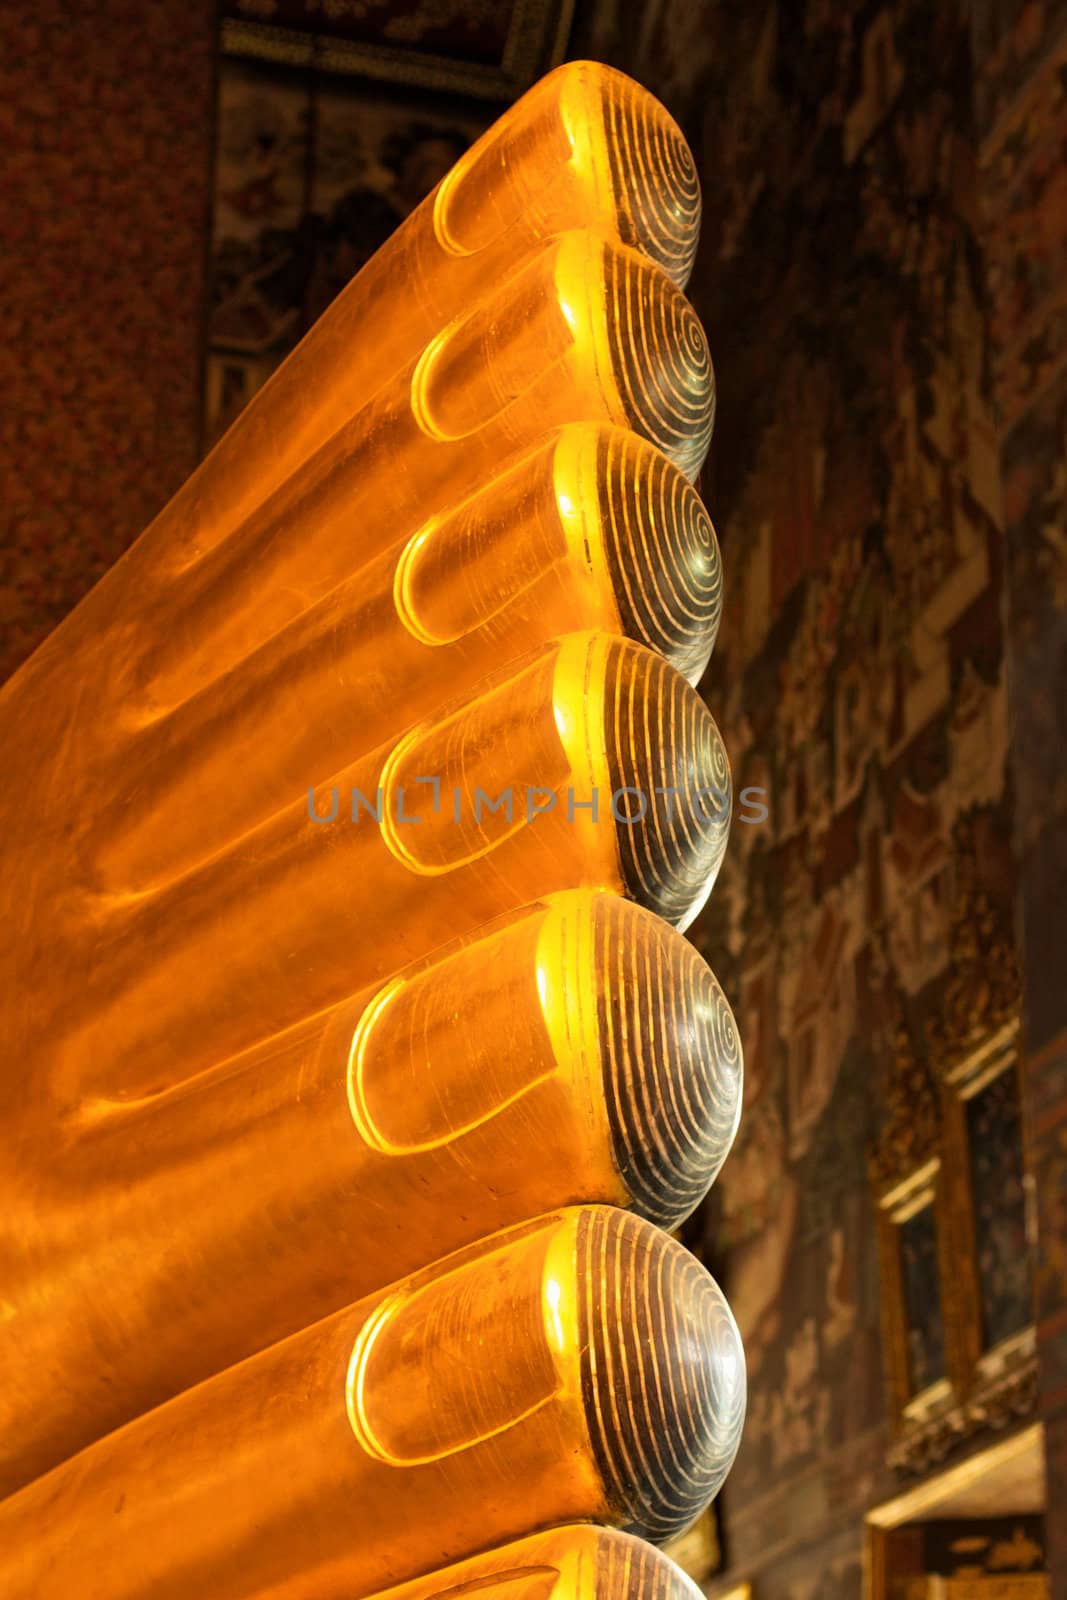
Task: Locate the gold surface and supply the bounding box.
[0,60,743,1597]
[165,60,702,560]
[96,424,722,883]
[1,889,742,1484]
[0,1208,745,1600]
[357,1526,708,1600]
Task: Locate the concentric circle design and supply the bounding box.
[602,639,731,926]
[594,1528,705,1600]
[597,430,722,683]
[601,74,701,289]
[576,1208,746,1540]
[594,897,742,1228]
[603,248,714,482]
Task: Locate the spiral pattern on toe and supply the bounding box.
[604,248,714,483]
[576,1209,746,1540]
[594,897,742,1229]
[594,1529,705,1600]
[602,640,731,927]
[601,74,701,289]
[597,430,722,684]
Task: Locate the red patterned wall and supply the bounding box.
[0,0,216,683]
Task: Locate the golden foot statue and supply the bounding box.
[0,58,744,1600]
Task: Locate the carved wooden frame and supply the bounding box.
[942,1020,1020,1336]
[864,1423,1048,1600]
[872,1008,1038,1472]
[940,1017,1038,1421]
[874,1155,963,1440]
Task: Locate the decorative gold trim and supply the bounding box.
[870,1005,941,1191]
[220,0,577,100]
[875,1191,912,1427]
[885,1335,1039,1473]
[925,817,1022,1080]
[941,1015,1028,1373]
[865,1424,1047,1600]
[939,1089,982,1397]
[884,1159,941,1218]
[875,1152,962,1443]
[864,1521,885,1600]
[943,1578,1048,1599]
[868,1421,1045,1528]
[976,1325,1035,1384]
[968,1326,1039,1430]
[871,947,1032,1471]
[902,1376,954,1426]
[943,1018,1020,1096]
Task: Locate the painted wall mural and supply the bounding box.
[205,60,488,446]
[220,0,575,99]
[579,0,1066,1593]
[205,0,575,442]
[687,0,1017,1547]
[982,13,1067,1591]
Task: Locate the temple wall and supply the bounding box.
[980,6,1067,1592]
[0,0,215,681]
[585,0,1065,1592]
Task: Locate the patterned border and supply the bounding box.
[221,0,575,99]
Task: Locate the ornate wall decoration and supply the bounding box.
[875,1513,1050,1600]
[871,999,1037,1475]
[871,1006,943,1194]
[589,0,1028,1573]
[204,61,490,447]
[926,816,1024,1079]
[871,1000,960,1465]
[220,0,575,99]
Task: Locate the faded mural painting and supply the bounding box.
[205,62,486,446]
[692,0,1016,1536]
[203,0,576,446]
[584,0,1067,1591]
